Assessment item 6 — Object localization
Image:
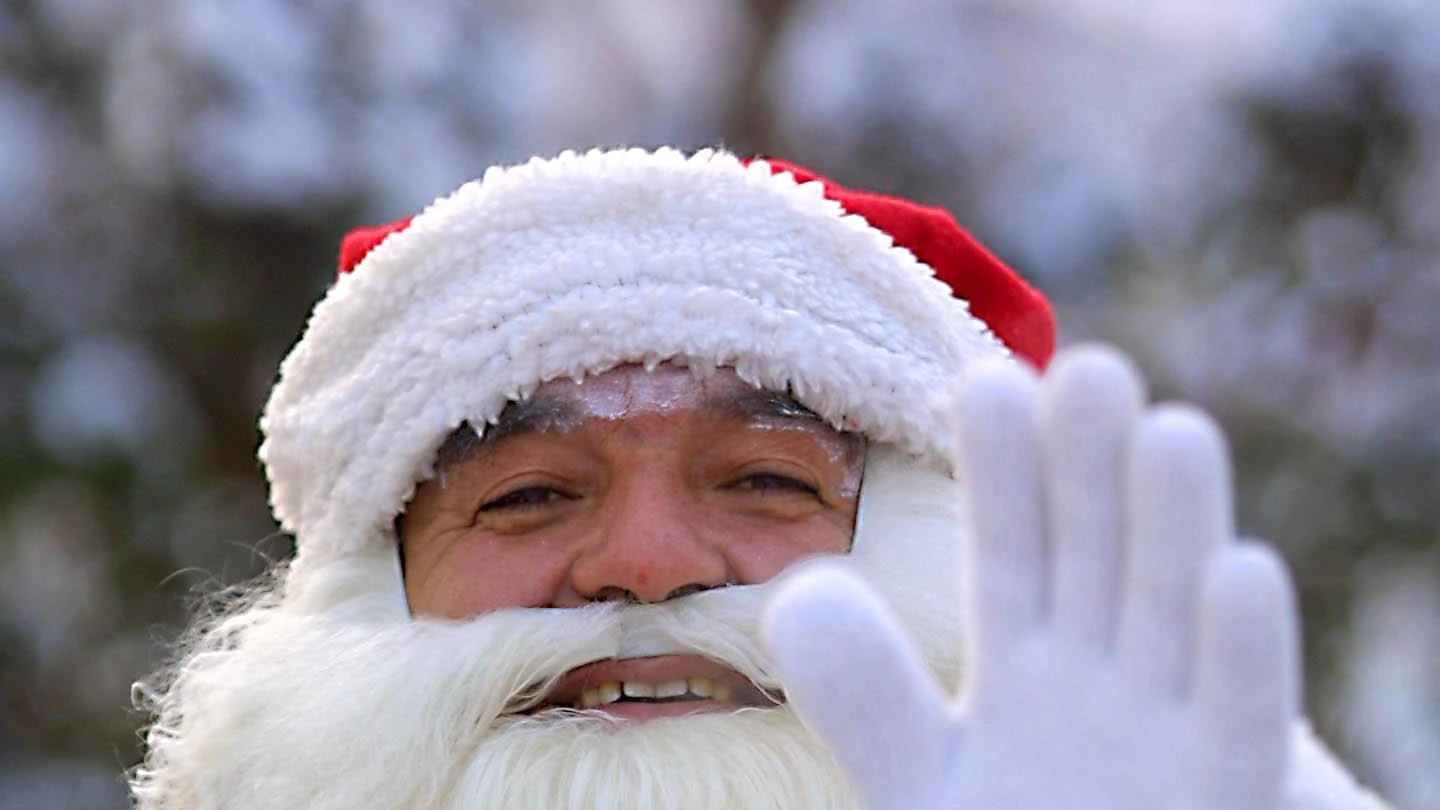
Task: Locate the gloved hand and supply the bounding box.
[763,345,1301,810]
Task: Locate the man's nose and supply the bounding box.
[566,477,732,604]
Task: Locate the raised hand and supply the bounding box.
[763,345,1301,810]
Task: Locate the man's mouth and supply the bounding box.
[574,675,736,709]
[536,654,782,720]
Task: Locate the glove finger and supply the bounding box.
[960,359,1048,687]
[1195,543,1298,810]
[1038,345,1144,653]
[1119,406,1232,698]
[763,563,951,806]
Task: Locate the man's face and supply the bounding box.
[399,364,863,720]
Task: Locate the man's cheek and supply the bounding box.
[722,533,850,585]
[410,543,574,618]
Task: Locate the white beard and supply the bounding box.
[132,554,865,810]
[134,447,964,810]
[451,709,858,809]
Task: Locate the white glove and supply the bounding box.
[763,345,1302,810]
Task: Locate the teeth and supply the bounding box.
[578,683,624,709]
[597,682,622,704]
[622,681,656,699]
[656,679,688,699]
[573,678,737,708]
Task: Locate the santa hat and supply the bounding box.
[259,147,1053,563]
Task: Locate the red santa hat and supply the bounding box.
[259,147,1053,561]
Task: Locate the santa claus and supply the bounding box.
[130,148,1392,810]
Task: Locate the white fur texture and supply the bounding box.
[133,446,971,810]
[136,147,1010,808]
[132,549,874,810]
[259,147,1008,561]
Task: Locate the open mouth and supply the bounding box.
[533,654,783,719]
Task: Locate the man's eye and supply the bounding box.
[732,473,818,496]
[478,486,568,512]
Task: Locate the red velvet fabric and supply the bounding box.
[335,156,1055,369]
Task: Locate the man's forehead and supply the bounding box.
[435,365,845,470]
[486,364,831,442]
[521,364,816,423]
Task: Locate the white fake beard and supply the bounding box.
[134,557,864,810]
[135,447,965,810]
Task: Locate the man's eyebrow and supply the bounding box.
[483,392,583,443]
[431,384,859,476]
[707,386,827,424]
[432,422,485,478]
[432,394,581,475]
[710,387,867,464]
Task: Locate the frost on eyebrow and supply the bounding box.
[712,387,868,500]
[483,393,585,441]
[429,395,584,485]
[431,421,485,488]
[718,389,863,455]
[430,366,867,495]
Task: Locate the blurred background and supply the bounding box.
[1,0,1437,807]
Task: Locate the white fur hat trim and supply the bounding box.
[259,147,1010,560]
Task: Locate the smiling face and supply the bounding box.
[399,364,864,720]
[136,368,955,810]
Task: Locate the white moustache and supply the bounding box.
[616,584,770,654]
[135,569,857,810]
[507,581,785,700]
